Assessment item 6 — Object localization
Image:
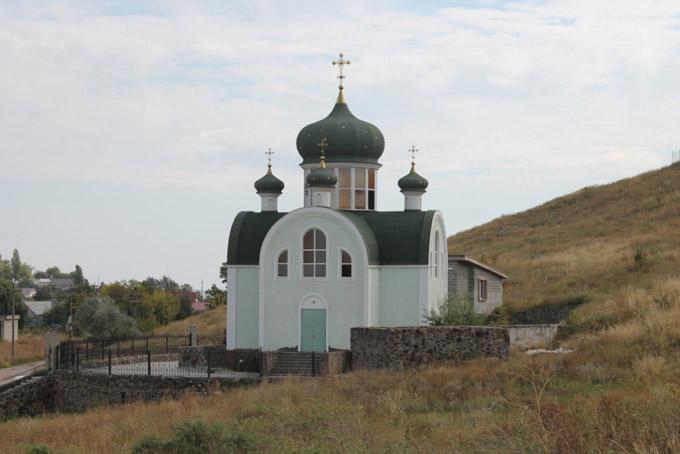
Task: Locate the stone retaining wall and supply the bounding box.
[507,325,559,349]
[0,372,54,419]
[351,326,509,370]
[0,371,262,420]
[509,303,581,325]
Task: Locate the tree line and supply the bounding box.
[1,248,227,338]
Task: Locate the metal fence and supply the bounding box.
[54,333,246,378]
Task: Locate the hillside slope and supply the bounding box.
[448,162,680,312]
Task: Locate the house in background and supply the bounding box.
[448,255,508,314]
[24,300,58,326]
[21,287,37,299]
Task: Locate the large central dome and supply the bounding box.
[296,90,385,166]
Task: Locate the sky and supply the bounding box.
[1,0,679,292]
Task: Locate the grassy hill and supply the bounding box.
[449,162,680,316]
[152,307,225,335]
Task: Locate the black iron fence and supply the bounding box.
[55,333,238,378]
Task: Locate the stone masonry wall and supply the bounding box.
[0,371,262,420]
[0,372,55,419]
[52,372,261,413]
[351,326,509,370]
[509,303,581,325]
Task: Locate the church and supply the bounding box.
[225,55,448,352]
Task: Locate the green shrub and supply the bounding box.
[25,446,59,454]
[488,304,510,325]
[425,295,485,326]
[130,420,254,454]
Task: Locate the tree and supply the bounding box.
[100,281,133,315]
[42,302,70,327]
[205,284,226,309]
[9,249,31,280]
[71,265,85,285]
[11,249,21,277]
[219,262,228,285]
[74,296,140,338]
[0,279,29,329]
[180,283,193,292]
[34,286,53,301]
[33,270,49,279]
[177,294,193,320]
[144,290,180,325]
[45,266,67,278]
[425,294,485,326]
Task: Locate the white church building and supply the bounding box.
[225,55,448,352]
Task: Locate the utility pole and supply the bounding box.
[11,277,16,359]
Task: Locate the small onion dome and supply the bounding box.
[296,90,385,166]
[398,163,429,192]
[254,166,284,194]
[306,163,337,188]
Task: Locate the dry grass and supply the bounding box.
[152,307,225,336]
[2,354,679,454]
[0,335,45,369]
[448,163,680,312]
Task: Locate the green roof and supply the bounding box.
[296,97,385,166]
[227,211,287,265]
[226,210,436,266]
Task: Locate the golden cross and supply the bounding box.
[409,145,418,164]
[318,138,328,158]
[265,148,274,173]
[332,53,351,89]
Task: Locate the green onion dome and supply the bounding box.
[398,163,428,192]
[296,90,385,166]
[306,163,337,188]
[254,166,284,194]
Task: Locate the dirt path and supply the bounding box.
[0,361,45,387]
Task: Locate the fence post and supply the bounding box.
[86,342,89,361]
[312,351,315,377]
[146,336,149,351]
[165,335,169,354]
[71,342,74,368]
[207,348,211,378]
[147,350,151,376]
[190,325,197,347]
[117,339,120,357]
[132,337,135,357]
[76,348,80,372]
[108,350,112,376]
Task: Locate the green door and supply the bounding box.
[301,309,326,352]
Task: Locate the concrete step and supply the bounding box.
[269,352,321,376]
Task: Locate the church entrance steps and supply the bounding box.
[268,352,321,377]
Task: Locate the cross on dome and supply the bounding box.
[332,53,351,89]
[265,148,275,174]
[318,138,328,168]
[409,146,418,165]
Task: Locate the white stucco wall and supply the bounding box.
[427,212,448,315]
[226,266,260,349]
[378,267,422,326]
[259,208,370,351]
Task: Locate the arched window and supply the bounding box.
[303,229,326,278]
[434,231,440,279]
[276,250,288,278]
[340,249,352,279]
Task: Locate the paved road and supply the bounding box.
[0,361,45,387]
